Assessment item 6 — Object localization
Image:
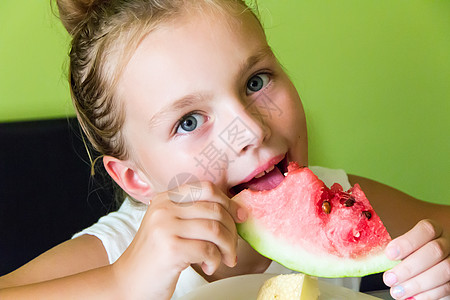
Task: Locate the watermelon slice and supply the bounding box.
[233,162,399,278]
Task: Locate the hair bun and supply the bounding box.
[56,0,100,34]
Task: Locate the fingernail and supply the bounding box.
[392,285,405,298]
[386,244,400,260]
[384,271,397,286]
[206,264,214,275]
[202,262,213,275]
[237,208,247,222]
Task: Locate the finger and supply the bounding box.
[389,257,450,300]
[412,282,450,300]
[173,200,239,252]
[197,181,247,223]
[384,236,450,286]
[174,201,238,237]
[176,218,238,268]
[386,219,443,260]
[178,238,222,275]
[170,181,247,223]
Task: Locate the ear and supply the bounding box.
[103,156,153,204]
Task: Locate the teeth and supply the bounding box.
[254,165,276,179]
[254,171,266,178]
[265,165,275,173]
[284,172,288,176]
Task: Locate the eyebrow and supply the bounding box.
[147,46,274,130]
[237,46,274,80]
[148,94,202,129]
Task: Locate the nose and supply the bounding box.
[219,99,271,155]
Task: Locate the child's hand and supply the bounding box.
[112,181,246,299]
[383,219,450,299]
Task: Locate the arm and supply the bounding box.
[0,266,122,299]
[0,235,121,299]
[0,235,108,288]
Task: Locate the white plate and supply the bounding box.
[179,273,382,299]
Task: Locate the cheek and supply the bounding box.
[141,144,219,193]
[276,82,306,133]
[274,82,308,163]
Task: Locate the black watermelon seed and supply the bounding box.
[362,211,372,220]
[344,197,356,207]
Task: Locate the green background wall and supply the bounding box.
[0,1,448,205]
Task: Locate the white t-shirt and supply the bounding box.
[73,166,360,298]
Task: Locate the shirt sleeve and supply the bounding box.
[309,165,352,191]
[72,198,146,264]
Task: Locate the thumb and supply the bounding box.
[230,195,248,223]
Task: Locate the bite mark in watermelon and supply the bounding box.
[233,162,399,278]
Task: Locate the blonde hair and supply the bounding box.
[56,0,260,161]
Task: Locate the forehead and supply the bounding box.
[129,5,268,67]
[117,7,271,118]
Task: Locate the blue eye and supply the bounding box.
[246,74,270,94]
[176,113,206,134]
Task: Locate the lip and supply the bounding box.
[238,153,286,186]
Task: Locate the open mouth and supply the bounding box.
[230,155,289,196]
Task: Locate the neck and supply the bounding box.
[191,239,272,283]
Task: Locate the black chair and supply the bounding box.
[0,118,115,276]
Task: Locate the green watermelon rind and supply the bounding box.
[237,217,400,278]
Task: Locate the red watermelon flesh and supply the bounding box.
[233,162,399,277]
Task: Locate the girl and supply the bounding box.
[1,0,449,299]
